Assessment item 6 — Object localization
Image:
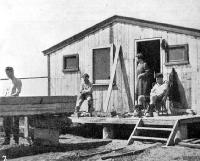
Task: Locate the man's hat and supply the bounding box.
[82,73,89,78]
[155,73,163,78]
[136,53,144,59]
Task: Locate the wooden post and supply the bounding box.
[47,55,51,96]
[24,116,29,138]
[103,125,114,139]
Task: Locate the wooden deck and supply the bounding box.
[69,115,200,126]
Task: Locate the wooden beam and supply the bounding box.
[182,138,198,143]
[0,103,75,116]
[101,142,161,160]
[80,147,125,159]
[178,142,200,149]
[0,96,77,105]
[69,117,176,126]
[104,45,121,112]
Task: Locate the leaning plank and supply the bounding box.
[104,45,121,112]
[80,147,125,158]
[127,118,143,145]
[182,138,198,143]
[166,120,179,146]
[0,103,75,116]
[191,139,200,144]
[101,143,161,160]
[178,142,200,149]
[0,96,77,105]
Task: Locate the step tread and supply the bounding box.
[136,127,172,131]
[132,136,168,141]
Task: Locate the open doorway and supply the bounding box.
[136,39,161,81]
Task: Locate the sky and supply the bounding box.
[0,0,199,95]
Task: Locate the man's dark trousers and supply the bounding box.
[3,116,19,143]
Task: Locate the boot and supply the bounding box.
[133,105,143,117]
[145,104,154,117]
[71,106,80,117]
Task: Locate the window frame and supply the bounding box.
[165,44,189,66]
[92,44,114,85]
[62,54,79,72]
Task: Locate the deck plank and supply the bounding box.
[69,115,200,126]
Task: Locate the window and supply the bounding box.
[165,44,189,65]
[63,54,79,72]
[93,46,113,84]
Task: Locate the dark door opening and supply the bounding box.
[136,39,161,80]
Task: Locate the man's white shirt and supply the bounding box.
[150,81,168,97]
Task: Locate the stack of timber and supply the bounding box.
[0,96,77,116]
[178,138,200,149]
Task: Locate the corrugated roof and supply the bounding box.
[43,15,200,55]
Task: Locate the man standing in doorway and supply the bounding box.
[2,67,22,145]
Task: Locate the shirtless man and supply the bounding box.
[2,67,22,145]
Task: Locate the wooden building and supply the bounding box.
[42,15,200,114]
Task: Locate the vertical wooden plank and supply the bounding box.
[161,30,168,77]
[187,36,198,110]
[24,116,29,138]
[112,23,122,112]
[121,24,129,112]
[128,25,134,107]
[47,55,51,96]
[196,39,200,114]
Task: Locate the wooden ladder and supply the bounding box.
[127,119,179,146]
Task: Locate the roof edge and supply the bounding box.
[42,15,117,55]
[43,15,200,55]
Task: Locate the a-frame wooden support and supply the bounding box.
[104,45,121,112]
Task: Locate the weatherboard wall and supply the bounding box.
[49,22,200,113]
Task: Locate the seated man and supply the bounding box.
[74,73,93,117]
[145,73,168,117]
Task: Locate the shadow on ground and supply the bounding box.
[0,139,111,159]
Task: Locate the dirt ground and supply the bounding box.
[0,134,198,161]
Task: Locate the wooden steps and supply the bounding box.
[128,119,179,146]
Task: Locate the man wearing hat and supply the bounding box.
[2,67,22,145]
[74,73,93,117]
[146,73,168,117]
